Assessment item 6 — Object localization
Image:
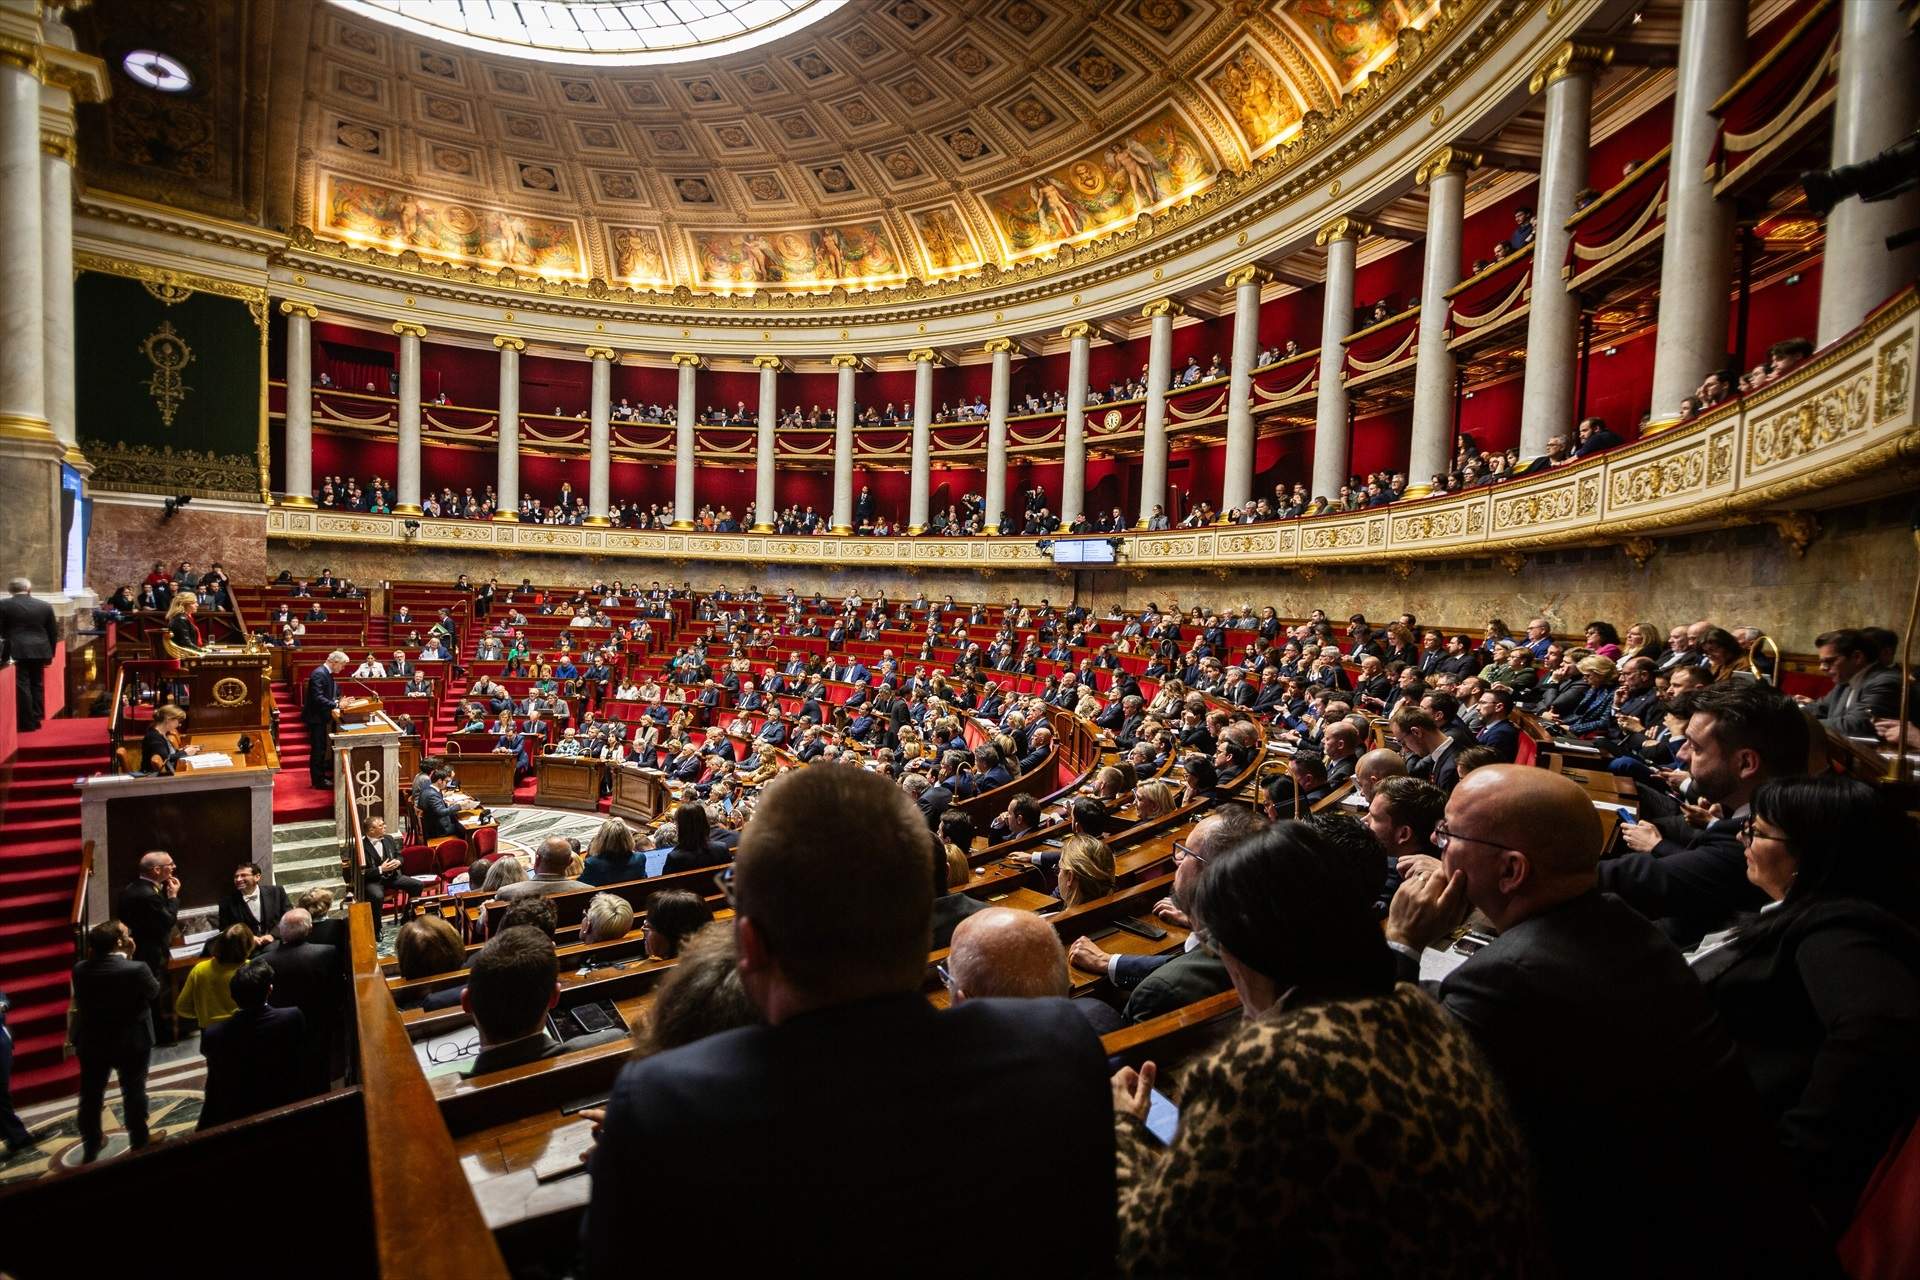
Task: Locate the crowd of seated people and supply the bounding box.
[224,561,1920,1271]
[1676,337,1816,422]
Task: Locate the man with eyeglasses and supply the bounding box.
[1067,806,1268,1023]
[1597,681,1808,948]
[1383,765,1825,1278]
[583,766,1115,1276]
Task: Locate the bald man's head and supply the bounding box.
[1443,766,1600,925]
[1354,748,1407,799]
[947,908,1068,1001]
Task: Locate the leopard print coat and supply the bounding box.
[1115,983,1544,1277]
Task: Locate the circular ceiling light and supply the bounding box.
[122,49,193,92]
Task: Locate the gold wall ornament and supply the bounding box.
[140,272,193,307]
[82,440,258,499]
[1528,42,1612,96]
[1314,214,1372,246]
[140,321,193,427]
[1496,551,1527,576]
[1618,537,1659,570]
[1765,512,1820,558]
[1415,144,1482,186]
[211,677,251,708]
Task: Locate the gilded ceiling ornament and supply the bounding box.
[141,272,194,306]
[140,321,194,427]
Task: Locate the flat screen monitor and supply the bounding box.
[1053,538,1115,565]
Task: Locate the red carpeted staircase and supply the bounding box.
[269,677,335,822]
[1,717,111,1103]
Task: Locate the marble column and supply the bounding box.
[982,337,1013,534]
[1059,322,1090,530]
[491,336,523,521]
[907,348,937,534]
[1816,0,1920,345]
[830,354,858,534]
[1137,299,1180,527]
[0,41,53,599]
[1220,266,1270,517]
[279,303,319,506]
[1407,147,1477,495]
[1650,3,1744,421]
[583,346,614,525]
[41,129,74,462]
[1518,43,1606,458]
[752,355,781,531]
[1310,216,1366,503]
[671,353,700,528]
[391,322,426,515]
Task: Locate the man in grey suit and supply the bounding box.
[495,836,591,901]
[1064,805,1269,1023]
[1385,766,1825,1278]
[71,920,161,1162]
[1806,627,1904,736]
[0,577,58,732]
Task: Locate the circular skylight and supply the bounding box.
[122,49,194,92]
[331,0,841,65]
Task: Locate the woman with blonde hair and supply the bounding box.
[1055,834,1115,909]
[1620,621,1665,664]
[1075,692,1103,720]
[581,893,637,943]
[582,817,641,886]
[1133,778,1177,821]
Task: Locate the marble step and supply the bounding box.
[273,820,337,846]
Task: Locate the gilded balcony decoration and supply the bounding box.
[1562,147,1669,291]
[1447,244,1534,347]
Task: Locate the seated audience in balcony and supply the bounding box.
[1573,416,1624,457]
[1765,336,1813,382]
[1384,765,1829,1276]
[1689,774,1920,1236]
[1507,205,1535,250]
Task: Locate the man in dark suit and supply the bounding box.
[1598,682,1807,947]
[582,766,1115,1277]
[198,959,308,1129]
[0,578,59,732]
[260,908,342,1093]
[115,851,179,1040]
[1385,766,1825,1277]
[1066,807,1268,1022]
[71,921,161,1161]
[949,745,1012,799]
[1473,687,1521,763]
[216,862,290,938]
[949,907,1126,1036]
[359,815,426,911]
[416,767,464,839]
[461,926,625,1077]
[930,837,988,950]
[303,650,348,788]
[1807,627,1904,736]
[1392,705,1460,793]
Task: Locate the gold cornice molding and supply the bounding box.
[1061,322,1092,341]
[1315,215,1372,246]
[1528,41,1613,95]
[671,352,704,368]
[278,300,318,320]
[492,335,526,352]
[74,251,268,329]
[982,337,1015,355]
[906,347,939,364]
[1223,265,1273,289]
[828,353,860,369]
[582,345,617,361]
[1415,144,1483,186]
[1141,299,1183,320]
[391,321,428,339]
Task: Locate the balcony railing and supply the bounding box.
[1708,0,1839,198]
[1447,244,1534,350]
[1563,147,1670,292]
